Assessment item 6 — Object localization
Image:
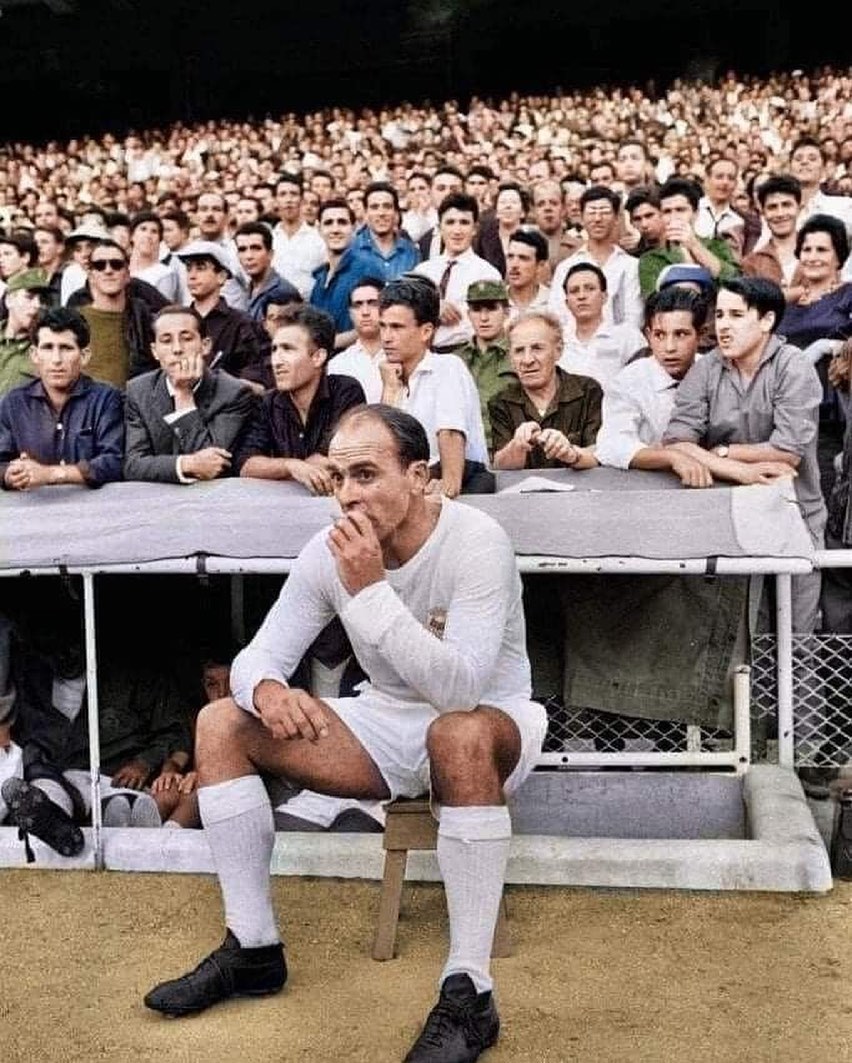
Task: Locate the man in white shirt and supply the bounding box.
[694,158,746,256]
[548,185,644,330]
[595,286,711,485]
[144,403,546,1063]
[328,276,386,402]
[506,229,551,318]
[558,262,645,390]
[270,173,327,299]
[413,192,501,353]
[789,136,852,240]
[379,274,490,496]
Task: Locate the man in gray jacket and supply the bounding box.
[124,306,257,484]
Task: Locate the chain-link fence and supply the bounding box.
[538,636,852,767]
[751,634,852,767]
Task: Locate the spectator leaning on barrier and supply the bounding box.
[0,267,51,396]
[235,304,365,494]
[663,275,826,632]
[490,309,602,471]
[124,305,258,485]
[595,286,712,486]
[0,306,124,491]
[377,273,492,496]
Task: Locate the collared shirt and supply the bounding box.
[309,244,380,332]
[638,238,740,297]
[488,367,603,467]
[327,341,385,403]
[453,337,517,451]
[559,319,646,391]
[234,373,365,472]
[548,245,644,330]
[695,198,746,250]
[0,333,35,398]
[0,374,124,487]
[353,226,421,282]
[196,298,270,386]
[508,284,551,321]
[663,335,826,541]
[413,248,502,348]
[397,350,488,465]
[596,355,693,469]
[247,269,301,324]
[272,221,327,299]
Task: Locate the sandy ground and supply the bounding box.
[0,871,850,1063]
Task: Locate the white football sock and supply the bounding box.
[437,804,511,994]
[198,775,279,947]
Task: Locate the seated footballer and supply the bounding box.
[144,403,546,1063]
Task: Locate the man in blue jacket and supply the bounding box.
[0,306,124,490]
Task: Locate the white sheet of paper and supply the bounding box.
[499,476,576,494]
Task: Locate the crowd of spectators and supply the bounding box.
[3,61,852,851]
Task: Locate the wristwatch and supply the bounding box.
[714,444,730,458]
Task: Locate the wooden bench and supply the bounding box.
[372,796,512,961]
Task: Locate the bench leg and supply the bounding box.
[491,894,513,958]
[372,849,407,961]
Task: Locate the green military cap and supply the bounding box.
[5,268,51,294]
[466,279,510,304]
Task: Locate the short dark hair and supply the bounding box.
[33,224,65,245]
[626,186,661,215]
[129,210,163,237]
[795,212,850,265]
[644,286,707,330]
[718,276,785,331]
[153,304,205,334]
[790,136,825,163]
[33,306,90,348]
[104,210,131,229]
[508,228,549,262]
[265,291,303,313]
[349,276,385,304]
[495,181,531,214]
[276,303,335,356]
[563,261,607,293]
[756,175,802,207]
[275,172,303,194]
[364,181,400,213]
[659,177,702,212]
[379,274,440,327]
[467,164,495,182]
[161,209,191,232]
[318,197,356,224]
[437,191,479,223]
[432,164,464,185]
[579,185,621,214]
[334,404,429,467]
[0,231,37,265]
[234,221,273,250]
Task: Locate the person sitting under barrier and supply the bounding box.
[143,404,546,1063]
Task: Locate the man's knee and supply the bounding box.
[196,698,252,757]
[426,709,500,767]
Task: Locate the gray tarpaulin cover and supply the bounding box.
[0,472,814,570]
[0,473,812,727]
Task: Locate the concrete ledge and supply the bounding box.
[0,765,832,893]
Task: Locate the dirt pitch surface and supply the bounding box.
[1,870,850,1062]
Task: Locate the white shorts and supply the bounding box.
[326,693,547,803]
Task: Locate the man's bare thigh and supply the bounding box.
[205,698,391,800]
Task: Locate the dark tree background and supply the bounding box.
[0,0,842,141]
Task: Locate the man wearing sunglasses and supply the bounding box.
[76,239,157,389]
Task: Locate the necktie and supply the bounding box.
[438,258,457,298]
